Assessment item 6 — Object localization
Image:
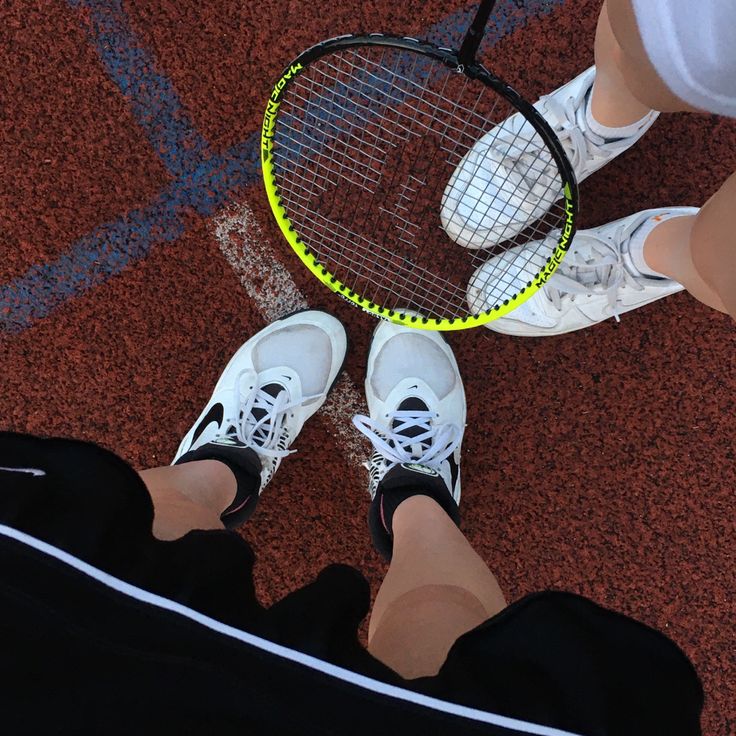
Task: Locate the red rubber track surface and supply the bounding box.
[1,1,734,733]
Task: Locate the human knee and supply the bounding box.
[371,584,490,638]
[605,0,700,112]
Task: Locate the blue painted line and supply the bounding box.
[67,0,212,178]
[2,0,564,333]
[0,138,259,331]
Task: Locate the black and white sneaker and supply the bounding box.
[353,322,466,558]
[173,311,347,527]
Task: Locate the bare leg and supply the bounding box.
[142,462,505,677]
[642,212,730,315]
[590,0,735,318]
[139,460,236,540]
[688,171,736,318]
[591,1,652,127]
[592,0,700,124]
[367,496,506,679]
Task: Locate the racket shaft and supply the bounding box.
[458,0,499,66]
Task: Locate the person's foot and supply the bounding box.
[173,310,347,526]
[467,207,696,336]
[352,321,466,558]
[441,66,659,249]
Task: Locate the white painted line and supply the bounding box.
[214,203,368,469]
[320,375,371,473]
[214,204,309,320]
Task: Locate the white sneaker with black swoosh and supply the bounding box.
[353,321,466,558]
[173,310,347,524]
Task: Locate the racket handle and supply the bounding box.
[458,0,498,66]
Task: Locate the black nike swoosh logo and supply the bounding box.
[447,453,460,494]
[192,403,224,445]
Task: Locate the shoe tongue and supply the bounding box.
[382,461,441,486]
[210,433,246,449]
[391,397,432,458]
[555,237,618,291]
[393,397,429,439]
[261,382,287,399]
[249,382,287,424]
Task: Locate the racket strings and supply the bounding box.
[270,45,569,321]
[286,49,556,193]
[366,53,459,308]
[331,46,406,290]
[281,204,469,314]
[313,217,467,317]
[441,127,566,298]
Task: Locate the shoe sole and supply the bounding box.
[486,288,683,337]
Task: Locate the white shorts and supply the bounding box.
[631,0,736,117]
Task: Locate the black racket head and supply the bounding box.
[262,35,578,330]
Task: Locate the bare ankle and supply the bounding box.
[141,460,237,516]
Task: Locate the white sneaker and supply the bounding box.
[441,66,659,249]
[468,208,696,337]
[174,310,347,525]
[353,321,466,557]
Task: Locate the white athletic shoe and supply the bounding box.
[441,66,659,249]
[353,321,466,557]
[174,310,347,524]
[468,208,696,337]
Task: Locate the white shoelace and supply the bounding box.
[221,370,319,459]
[492,147,554,209]
[482,91,604,208]
[543,92,638,173]
[486,82,653,214]
[543,218,648,321]
[352,410,462,471]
